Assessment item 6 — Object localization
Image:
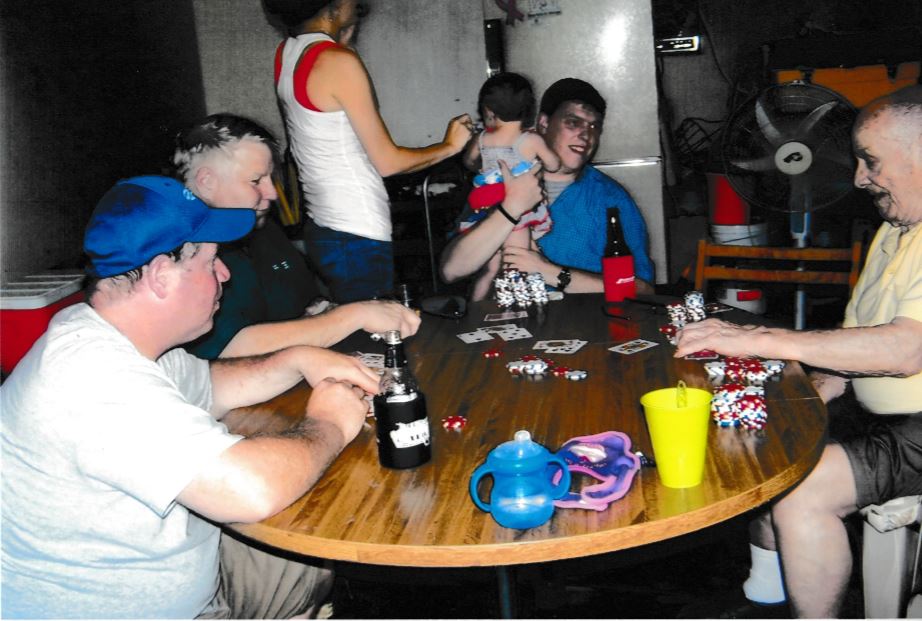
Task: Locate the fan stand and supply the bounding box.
[724,83,856,330]
[790,211,812,330]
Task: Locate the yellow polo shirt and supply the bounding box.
[843,222,922,414]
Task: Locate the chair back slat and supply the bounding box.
[694,239,864,295]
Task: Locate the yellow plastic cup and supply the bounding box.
[640,386,712,488]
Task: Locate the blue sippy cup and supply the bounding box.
[469,430,571,529]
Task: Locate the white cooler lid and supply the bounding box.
[0,271,85,310]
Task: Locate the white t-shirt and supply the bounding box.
[1,304,243,618]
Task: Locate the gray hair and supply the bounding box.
[172,114,279,186]
[858,85,922,134]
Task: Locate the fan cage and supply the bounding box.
[722,82,857,213]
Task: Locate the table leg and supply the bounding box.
[496,565,518,618]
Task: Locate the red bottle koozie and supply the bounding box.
[602,255,635,302]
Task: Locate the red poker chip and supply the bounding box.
[441,415,467,430]
[482,348,503,359]
[550,366,571,377]
[521,354,540,361]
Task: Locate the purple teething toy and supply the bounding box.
[552,431,641,511]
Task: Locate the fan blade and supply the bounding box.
[729,154,776,172]
[794,101,839,142]
[755,96,786,147]
[814,145,855,171]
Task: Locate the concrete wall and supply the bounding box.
[0,0,206,279]
[191,0,285,143]
[191,0,486,148]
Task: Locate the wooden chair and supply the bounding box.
[694,239,863,298]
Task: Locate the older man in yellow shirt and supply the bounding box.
[675,85,922,618]
[842,221,922,413]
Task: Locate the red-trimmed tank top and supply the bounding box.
[274,39,339,111]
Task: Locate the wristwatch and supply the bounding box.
[556,268,572,292]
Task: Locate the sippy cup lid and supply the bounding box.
[487,429,550,472]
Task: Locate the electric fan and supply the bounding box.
[723,81,857,219]
[720,81,858,327]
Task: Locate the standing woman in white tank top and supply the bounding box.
[267,0,474,303]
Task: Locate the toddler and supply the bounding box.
[462,73,560,301]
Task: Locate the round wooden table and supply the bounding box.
[224,294,826,570]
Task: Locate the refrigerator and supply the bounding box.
[482,0,666,283]
[359,0,665,283]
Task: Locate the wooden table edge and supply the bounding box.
[227,436,824,568]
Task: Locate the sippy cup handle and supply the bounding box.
[469,464,493,512]
[548,456,572,500]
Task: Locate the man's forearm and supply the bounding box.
[210,348,308,416]
[220,306,363,358]
[754,318,922,377]
[178,417,345,524]
[440,210,515,282]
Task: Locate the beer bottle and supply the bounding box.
[602,208,636,302]
[372,330,431,469]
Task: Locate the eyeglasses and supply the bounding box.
[561,115,601,134]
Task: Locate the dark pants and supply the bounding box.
[829,385,922,508]
[304,219,394,303]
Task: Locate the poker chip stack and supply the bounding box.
[737,393,768,430]
[658,324,678,345]
[506,354,588,381]
[494,269,517,308]
[684,291,707,322]
[665,302,687,328]
[511,273,531,308]
[494,268,548,309]
[704,357,785,386]
[710,384,767,429]
[526,272,548,305]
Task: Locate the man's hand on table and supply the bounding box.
[304,378,369,446]
[297,347,381,395]
[352,300,421,339]
[674,318,770,358]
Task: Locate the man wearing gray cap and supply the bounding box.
[1,176,378,618]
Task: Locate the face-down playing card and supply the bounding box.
[534,339,588,354]
[609,339,658,355]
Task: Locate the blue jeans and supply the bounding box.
[304,220,394,303]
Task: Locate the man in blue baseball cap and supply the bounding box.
[1,176,380,618]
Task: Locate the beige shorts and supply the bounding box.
[197,531,333,619]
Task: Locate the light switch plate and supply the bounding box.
[528,0,561,17]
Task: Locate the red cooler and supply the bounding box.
[1,272,85,375]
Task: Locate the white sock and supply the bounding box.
[742,544,787,604]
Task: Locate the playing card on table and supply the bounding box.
[609,339,659,355]
[539,339,588,354]
[457,329,494,344]
[494,326,533,341]
[353,352,384,369]
[484,311,528,322]
[482,323,517,334]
